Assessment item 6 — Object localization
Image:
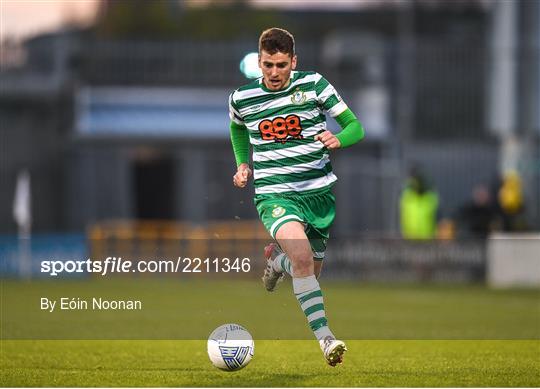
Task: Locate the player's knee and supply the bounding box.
[296,254,313,269]
[292,251,313,272]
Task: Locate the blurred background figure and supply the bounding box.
[456,184,496,239]
[497,170,527,232]
[399,167,439,240]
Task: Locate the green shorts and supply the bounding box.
[254,188,335,260]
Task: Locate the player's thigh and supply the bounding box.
[275,221,313,268]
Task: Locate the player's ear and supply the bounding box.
[291,55,297,70]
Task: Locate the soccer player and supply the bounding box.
[229,28,364,366]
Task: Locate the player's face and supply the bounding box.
[259,50,297,91]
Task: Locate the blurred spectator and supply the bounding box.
[456,184,496,239]
[496,170,528,232]
[436,218,456,240]
[400,168,439,240]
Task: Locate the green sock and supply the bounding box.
[293,275,334,341]
[272,253,292,276]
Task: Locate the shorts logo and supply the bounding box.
[291,88,306,105]
[271,206,286,218]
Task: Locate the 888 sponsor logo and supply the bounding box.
[258,114,303,143]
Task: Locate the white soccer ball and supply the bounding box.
[207,323,254,371]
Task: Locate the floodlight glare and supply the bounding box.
[240,52,262,79]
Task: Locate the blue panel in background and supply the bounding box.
[0,234,87,278]
[76,87,232,138]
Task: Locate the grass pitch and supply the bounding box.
[1,340,539,387]
[1,279,539,386]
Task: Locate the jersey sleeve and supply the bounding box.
[228,92,244,126]
[314,73,348,118]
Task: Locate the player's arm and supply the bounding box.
[313,74,365,149]
[230,121,249,166]
[315,108,364,150]
[230,121,252,188]
[335,108,365,147]
[229,92,252,188]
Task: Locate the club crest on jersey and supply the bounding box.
[272,206,286,218]
[291,88,306,105]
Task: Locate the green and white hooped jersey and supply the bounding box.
[229,71,348,196]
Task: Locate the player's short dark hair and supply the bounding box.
[259,28,295,57]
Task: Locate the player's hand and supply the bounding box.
[315,130,341,150]
[233,163,252,188]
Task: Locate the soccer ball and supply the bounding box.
[207,323,254,371]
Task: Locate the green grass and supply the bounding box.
[2,279,539,339]
[1,279,539,386]
[1,340,539,386]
